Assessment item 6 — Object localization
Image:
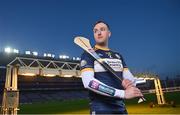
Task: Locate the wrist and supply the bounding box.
[114,89,125,99]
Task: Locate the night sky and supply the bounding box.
[0,0,180,78]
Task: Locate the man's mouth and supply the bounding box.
[98,36,103,39]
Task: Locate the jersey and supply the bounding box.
[80,44,128,105]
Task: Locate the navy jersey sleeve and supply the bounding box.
[119,53,128,68]
[80,51,94,70]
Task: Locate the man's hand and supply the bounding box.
[124,87,143,99]
[122,79,134,89]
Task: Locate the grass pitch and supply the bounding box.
[19,91,180,114]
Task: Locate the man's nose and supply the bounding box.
[97,31,101,35]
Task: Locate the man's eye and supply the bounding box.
[101,28,106,31]
[94,30,97,33]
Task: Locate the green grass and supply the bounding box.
[19,99,89,114]
[19,91,180,114]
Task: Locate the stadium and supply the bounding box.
[0,0,180,114]
[0,48,180,114]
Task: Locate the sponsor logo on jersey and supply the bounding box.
[90,80,99,89]
[94,58,123,72]
[105,59,123,70]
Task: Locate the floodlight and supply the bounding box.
[63,75,73,77]
[44,53,47,57]
[47,53,51,57]
[4,47,12,53]
[25,51,31,55]
[72,57,76,60]
[44,74,56,77]
[62,55,65,58]
[21,73,36,76]
[59,55,62,58]
[76,57,81,60]
[32,51,38,56]
[13,49,19,53]
[52,54,55,58]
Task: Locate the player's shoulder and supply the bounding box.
[110,49,122,56]
[110,49,124,59]
[80,51,93,60]
[81,51,90,57]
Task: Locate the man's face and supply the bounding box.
[93,23,111,45]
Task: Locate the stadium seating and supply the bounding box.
[0,52,180,105]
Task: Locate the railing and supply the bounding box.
[141,86,180,94]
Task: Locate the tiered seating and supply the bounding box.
[19,90,88,104]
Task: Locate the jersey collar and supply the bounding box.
[94,44,110,51]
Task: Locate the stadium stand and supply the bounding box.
[0,52,180,104]
[0,52,88,104]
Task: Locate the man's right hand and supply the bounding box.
[124,87,143,99]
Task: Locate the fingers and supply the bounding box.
[131,87,143,97]
[124,86,144,99]
[134,89,143,97]
[122,79,134,89]
[126,81,134,88]
[134,93,143,97]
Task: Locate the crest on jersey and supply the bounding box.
[80,60,87,67]
[106,52,113,58]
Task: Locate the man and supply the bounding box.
[80,20,143,114]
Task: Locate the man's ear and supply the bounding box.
[108,31,111,37]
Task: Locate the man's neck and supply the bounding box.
[95,43,110,51]
[96,42,109,49]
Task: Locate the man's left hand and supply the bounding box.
[122,79,134,89]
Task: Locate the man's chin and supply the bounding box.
[95,42,106,46]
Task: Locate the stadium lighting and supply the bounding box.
[13,49,19,53]
[32,51,38,56]
[72,57,76,60]
[47,53,51,57]
[4,47,20,54]
[59,55,66,59]
[59,55,70,59]
[52,54,55,58]
[4,47,12,53]
[63,75,73,77]
[21,73,36,76]
[44,74,56,77]
[44,53,55,58]
[76,57,81,60]
[62,55,66,59]
[43,53,47,57]
[25,51,31,55]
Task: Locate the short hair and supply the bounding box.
[93,20,110,30]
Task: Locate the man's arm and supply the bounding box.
[80,52,142,99]
[119,53,136,86]
[123,68,136,86]
[81,68,143,99]
[80,51,125,98]
[81,68,125,99]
